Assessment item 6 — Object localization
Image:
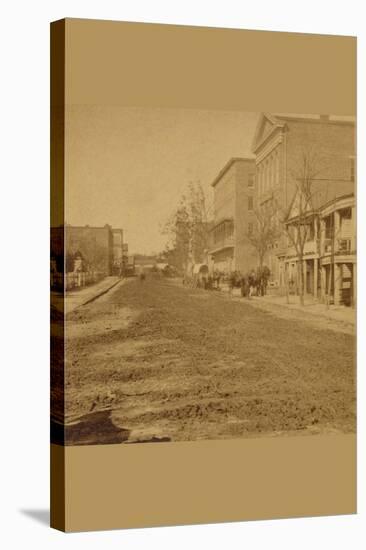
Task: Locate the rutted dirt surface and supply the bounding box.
[63,275,356,444]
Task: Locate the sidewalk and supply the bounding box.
[239,292,356,328]
[51,276,123,315]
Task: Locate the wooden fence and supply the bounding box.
[51,271,105,291]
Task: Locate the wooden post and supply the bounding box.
[334,263,341,306]
[334,210,340,252]
[351,206,356,252]
[285,261,290,304]
[319,218,325,255]
[313,258,318,300]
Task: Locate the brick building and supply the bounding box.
[251,113,356,285]
[208,157,257,274]
[65,224,114,275]
[122,243,129,272]
[112,228,124,273]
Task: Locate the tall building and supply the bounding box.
[208,157,256,274]
[65,224,114,275]
[112,228,124,273]
[251,113,355,285]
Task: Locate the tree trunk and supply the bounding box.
[259,252,264,270]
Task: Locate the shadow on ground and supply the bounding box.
[20,509,50,527]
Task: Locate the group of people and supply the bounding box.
[196,266,271,298]
[227,266,271,298]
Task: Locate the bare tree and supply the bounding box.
[247,202,281,270]
[162,182,210,273]
[279,148,324,306]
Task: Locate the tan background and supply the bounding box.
[64,19,356,113]
[61,435,356,532]
[52,18,356,532]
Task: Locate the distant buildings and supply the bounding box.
[51,224,129,289]
[65,224,114,276]
[208,157,257,273]
[112,228,124,272]
[134,254,157,273]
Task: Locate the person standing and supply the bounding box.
[248,269,256,298]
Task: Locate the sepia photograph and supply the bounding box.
[51,107,356,446]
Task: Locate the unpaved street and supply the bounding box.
[64,275,356,444]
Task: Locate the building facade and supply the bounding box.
[251,113,355,285]
[208,157,257,274]
[65,224,114,276]
[284,188,356,306]
[112,228,124,273]
[122,243,129,272]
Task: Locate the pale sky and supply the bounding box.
[65,106,259,254]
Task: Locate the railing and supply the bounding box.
[323,238,332,254]
[337,238,352,253]
[211,235,234,251]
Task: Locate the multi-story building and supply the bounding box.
[122,243,129,272]
[284,184,356,306]
[251,113,355,285]
[112,228,124,273]
[208,157,257,274]
[65,224,114,275]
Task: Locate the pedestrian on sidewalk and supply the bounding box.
[240,275,249,298]
[248,269,256,298]
[229,272,236,298]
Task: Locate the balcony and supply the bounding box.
[209,235,234,255]
[337,238,352,254]
[321,237,355,257]
[323,238,332,254]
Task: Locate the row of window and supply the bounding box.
[257,150,280,196]
[251,156,355,197]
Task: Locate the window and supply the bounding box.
[248,173,255,188]
[248,222,253,236]
[325,215,334,239]
[341,207,352,220]
[306,223,314,241]
[248,196,254,211]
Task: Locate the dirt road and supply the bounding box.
[63,275,356,444]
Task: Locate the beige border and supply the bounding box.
[64,18,356,113]
[62,435,356,532]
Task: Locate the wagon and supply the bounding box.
[184,263,209,288]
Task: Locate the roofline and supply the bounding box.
[211,157,255,188]
[251,112,286,153]
[286,192,355,223]
[65,224,113,230]
[275,115,355,126]
[319,192,355,213]
[252,112,355,154]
